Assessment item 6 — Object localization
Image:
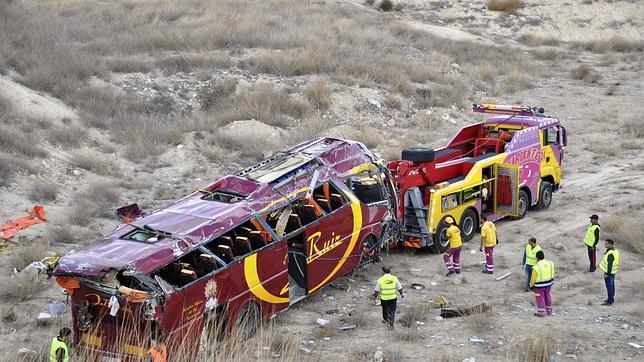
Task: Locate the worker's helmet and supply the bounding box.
[445,216,454,224]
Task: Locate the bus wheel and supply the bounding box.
[537,181,553,210]
[460,209,477,241]
[236,302,260,340]
[432,219,450,254]
[516,190,529,220]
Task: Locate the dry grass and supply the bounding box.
[379,0,394,12]
[0,153,35,187]
[384,94,403,109]
[573,36,644,54]
[304,79,332,109]
[67,181,121,225]
[622,118,644,139]
[486,0,523,13]
[571,65,601,84]
[246,48,330,76]
[8,237,51,271]
[0,271,43,302]
[290,117,333,143]
[522,330,556,362]
[70,151,121,176]
[467,309,493,333]
[602,214,644,254]
[199,78,239,110]
[47,124,88,148]
[533,49,560,61]
[28,180,59,202]
[0,124,48,158]
[47,224,76,245]
[518,34,560,47]
[399,301,432,327]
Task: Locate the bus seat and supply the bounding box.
[285,214,302,234]
[330,193,345,210]
[198,253,218,269]
[238,227,253,238]
[180,269,197,281]
[249,231,266,250]
[234,236,251,256]
[316,198,332,213]
[299,205,318,225]
[217,236,234,248]
[215,245,234,264]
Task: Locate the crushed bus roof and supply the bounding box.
[56,138,379,277]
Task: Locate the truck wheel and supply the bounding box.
[401,148,435,163]
[537,181,553,210]
[516,190,529,220]
[235,302,260,340]
[460,209,477,241]
[432,218,450,254]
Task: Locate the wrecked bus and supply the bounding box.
[53,137,397,359]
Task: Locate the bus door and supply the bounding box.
[493,163,520,217]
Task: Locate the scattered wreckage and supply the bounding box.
[52,138,398,359]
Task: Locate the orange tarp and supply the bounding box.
[1,205,47,240]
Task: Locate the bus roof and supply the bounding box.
[56,138,378,277]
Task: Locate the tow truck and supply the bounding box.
[388,104,567,252]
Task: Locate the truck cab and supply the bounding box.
[388,104,567,252]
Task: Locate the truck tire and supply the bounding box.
[236,302,260,340]
[432,217,451,254]
[401,148,435,163]
[537,181,553,210]
[459,209,477,241]
[516,189,529,220]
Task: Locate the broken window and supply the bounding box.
[152,249,221,289]
[200,190,246,203]
[442,193,460,212]
[346,172,387,205]
[204,219,270,263]
[311,182,348,213]
[122,229,165,243]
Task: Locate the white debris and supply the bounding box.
[316,318,330,326]
[49,300,70,318]
[495,272,512,281]
[368,99,382,109]
[620,323,629,330]
[435,316,444,321]
[373,347,384,362]
[628,342,642,349]
[37,312,52,323]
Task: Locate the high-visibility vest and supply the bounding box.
[446,225,462,248]
[49,337,69,362]
[378,274,399,301]
[525,244,542,266]
[533,259,555,288]
[147,345,167,362]
[599,249,620,275]
[481,221,496,247]
[583,224,600,247]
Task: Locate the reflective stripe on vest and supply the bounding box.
[147,346,168,362]
[378,274,398,301]
[584,224,600,247]
[599,249,620,275]
[534,260,555,287]
[50,337,69,362]
[525,244,542,266]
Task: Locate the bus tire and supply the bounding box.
[401,148,435,163]
[432,217,450,254]
[460,209,477,241]
[235,302,260,340]
[537,181,553,210]
[516,189,529,220]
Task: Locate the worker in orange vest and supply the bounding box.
[145,335,167,362]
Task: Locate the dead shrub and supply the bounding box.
[352,124,384,149]
[0,271,43,301]
[571,65,601,84]
[47,224,76,245]
[0,153,35,187]
[313,321,339,339]
[486,0,523,13]
[522,330,556,362]
[290,117,333,142]
[28,180,59,202]
[582,36,644,54]
[385,94,403,109]
[518,34,560,47]
[602,215,644,254]
[108,57,153,73]
[156,53,234,73]
[467,310,493,333]
[0,124,48,158]
[304,79,332,109]
[247,48,330,76]
[379,0,394,12]
[71,151,121,176]
[47,125,88,148]
[622,118,644,139]
[418,84,465,108]
[533,49,560,61]
[9,237,51,271]
[68,181,121,225]
[399,301,432,327]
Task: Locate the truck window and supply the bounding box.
[442,193,459,212]
[543,128,559,145]
[346,172,386,205]
[462,186,481,203]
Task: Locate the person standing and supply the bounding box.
[599,239,620,306]
[50,327,71,362]
[479,214,497,274]
[443,217,462,276]
[145,335,167,362]
[530,251,555,317]
[584,215,601,272]
[373,266,403,329]
[522,237,542,292]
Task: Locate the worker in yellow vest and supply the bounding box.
[145,335,168,362]
[373,266,403,329]
[521,237,542,292]
[50,327,71,362]
[529,251,555,317]
[479,214,497,274]
[600,239,620,306]
[443,217,462,276]
[584,214,601,272]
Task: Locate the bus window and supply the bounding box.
[312,182,348,212]
[152,249,221,289]
[204,220,270,258]
[442,193,459,212]
[347,172,386,205]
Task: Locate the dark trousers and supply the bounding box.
[381,298,397,327]
[587,245,596,271]
[524,265,533,291]
[604,274,615,304]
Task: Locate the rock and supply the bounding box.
[620,323,629,330]
[176,144,184,150]
[386,118,396,127]
[1,308,16,323]
[72,169,82,176]
[435,316,444,321]
[368,98,382,109]
[553,243,567,251]
[374,347,384,362]
[325,309,339,315]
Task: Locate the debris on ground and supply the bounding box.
[325,308,339,315]
[116,203,145,223]
[49,300,70,318]
[628,342,642,349]
[1,308,16,323]
[338,323,356,331]
[1,205,47,240]
[316,318,330,326]
[441,303,491,318]
[17,347,38,360]
[469,336,488,345]
[495,272,512,281]
[433,296,449,308]
[37,312,52,325]
[410,282,425,290]
[373,347,384,362]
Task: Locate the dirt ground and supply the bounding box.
[1,0,643,361]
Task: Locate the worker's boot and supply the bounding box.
[482,270,493,274]
[446,271,455,276]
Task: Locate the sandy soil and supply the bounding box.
[1,0,642,361]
